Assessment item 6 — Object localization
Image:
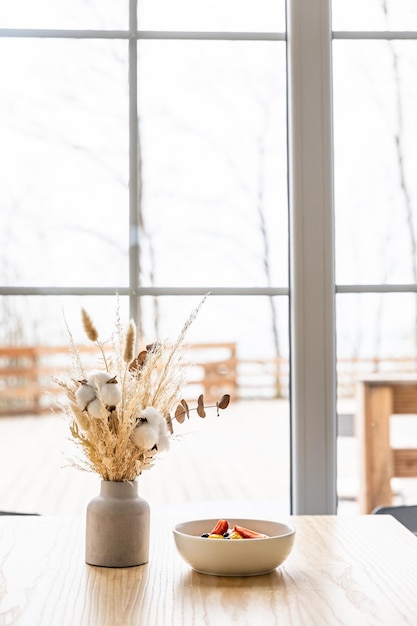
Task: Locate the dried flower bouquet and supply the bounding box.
[54,300,230,482]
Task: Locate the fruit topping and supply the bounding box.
[232,524,267,539]
[209,519,229,535]
[200,519,269,539]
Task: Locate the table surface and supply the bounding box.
[1,511,417,626]
[358,372,417,384]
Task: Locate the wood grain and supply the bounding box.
[1,514,417,625]
[393,448,417,478]
[357,382,394,512]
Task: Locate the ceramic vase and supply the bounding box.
[85,480,150,567]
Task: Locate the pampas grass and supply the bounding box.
[55,297,213,482]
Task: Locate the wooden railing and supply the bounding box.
[235,356,417,400]
[0,343,238,416]
[1,344,416,416]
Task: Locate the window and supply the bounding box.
[3,0,415,516]
[0,1,293,515]
[333,0,417,512]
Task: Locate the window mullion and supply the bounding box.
[287,0,337,514]
[129,0,140,323]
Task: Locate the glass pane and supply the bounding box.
[332,0,417,31]
[138,0,285,32]
[333,40,417,284]
[336,293,417,514]
[1,0,128,29]
[0,39,129,287]
[138,41,287,288]
[0,294,290,515]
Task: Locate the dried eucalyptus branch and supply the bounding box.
[174,394,230,423]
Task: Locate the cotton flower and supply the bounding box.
[131,419,159,451]
[131,407,170,452]
[86,370,122,410]
[87,370,115,388]
[75,380,96,411]
[142,407,171,452]
[99,377,122,408]
[86,398,110,420]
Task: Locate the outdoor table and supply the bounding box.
[356,372,417,513]
[1,510,417,625]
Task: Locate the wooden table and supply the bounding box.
[1,511,417,625]
[356,373,417,513]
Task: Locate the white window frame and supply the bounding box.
[287,0,336,514]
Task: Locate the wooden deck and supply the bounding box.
[2,398,417,517]
[0,399,291,516]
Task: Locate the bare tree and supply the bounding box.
[382,0,417,357]
[136,117,160,340]
[255,111,282,396]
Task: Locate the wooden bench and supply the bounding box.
[0,343,238,417]
[356,373,417,513]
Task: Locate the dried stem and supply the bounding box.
[55,296,229,482]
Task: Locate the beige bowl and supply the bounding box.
[173,518,295,576]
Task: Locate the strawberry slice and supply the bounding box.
[232,524,267,539]
[209,519,229,535]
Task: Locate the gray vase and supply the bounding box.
[85,480,150,567]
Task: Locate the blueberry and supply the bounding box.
[200,533,209,538]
